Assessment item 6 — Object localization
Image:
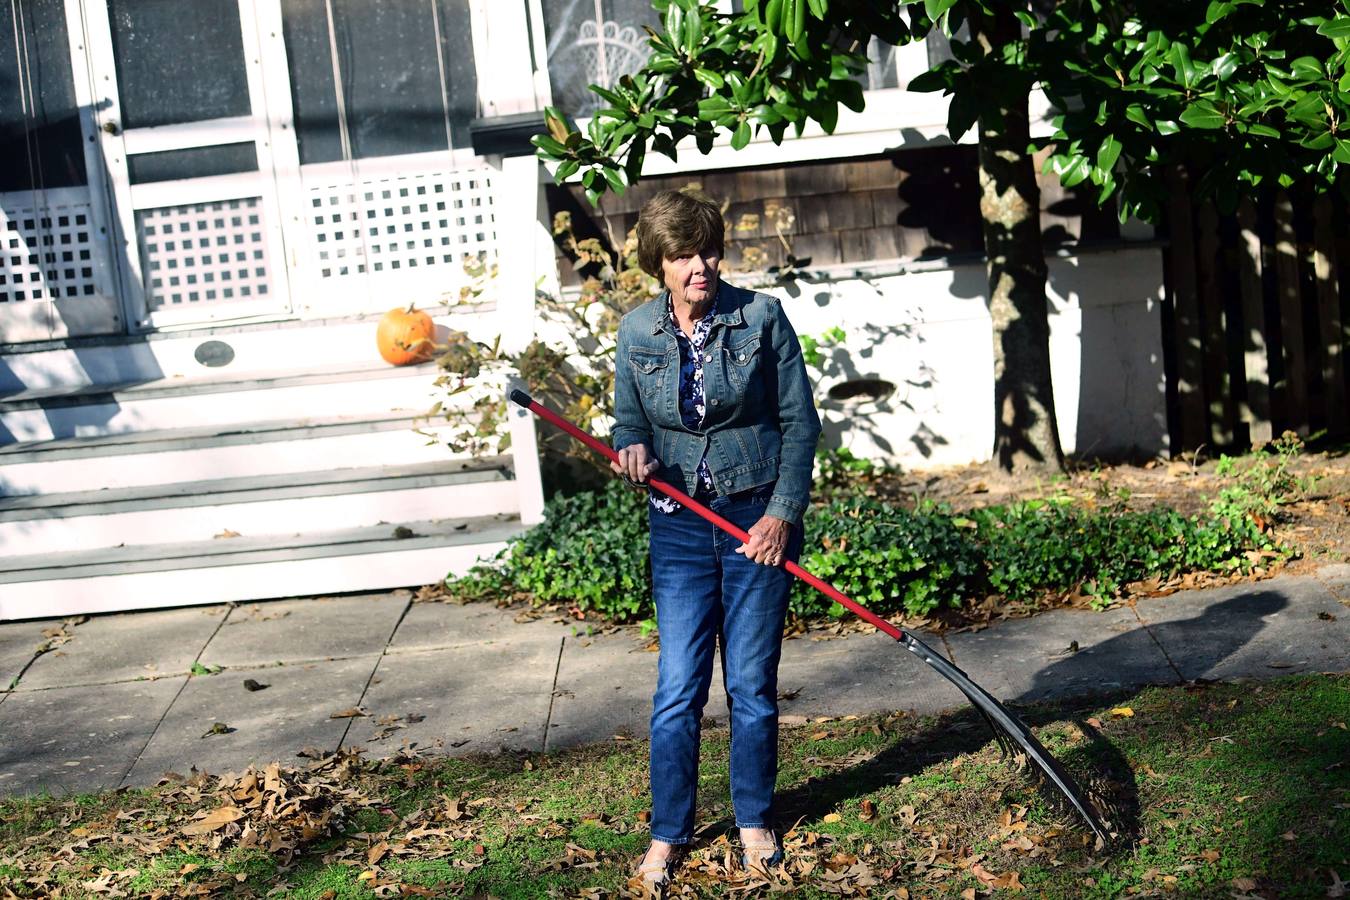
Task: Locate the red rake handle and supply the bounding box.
[509,389,905,642]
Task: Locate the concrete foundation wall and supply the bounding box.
[766,244,1168,469]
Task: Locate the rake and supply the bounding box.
[509,389,1112,846]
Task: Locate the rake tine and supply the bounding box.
[510,390,1114,847]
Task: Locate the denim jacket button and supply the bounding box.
[711,398,720,406]
[703,352,712,362]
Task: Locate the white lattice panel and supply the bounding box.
[305,169,498,281]
[0,193,99,304]
[137,197,276,310]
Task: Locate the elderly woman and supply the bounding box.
[610,188,821,885]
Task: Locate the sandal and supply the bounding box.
[741,835,784,873]
[635,844,679,887]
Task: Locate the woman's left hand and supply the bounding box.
[735,515,792,566]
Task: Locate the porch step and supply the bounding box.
[0,458,516,555]
[0,358,453,443]
[0,514,523,621]
[0,412,467,494]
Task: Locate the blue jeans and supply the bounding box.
[647,486,802,844]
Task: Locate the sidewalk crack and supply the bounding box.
[540,636,565,754]
[335,594,415,753]
[118,604,233,789]
[1131,604,1186,683]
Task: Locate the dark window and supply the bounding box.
[107,0,252,129]
[729,0,897,92]
[127,142,259,184]
[541,0,658,117]
[0,0,87,191]
[281,0,478,164]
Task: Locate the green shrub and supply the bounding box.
[450,480,650,619]
[796,497,981,619]
[1210,430,1319,527]
[969,499,1277,607]
[446,480,1287,622]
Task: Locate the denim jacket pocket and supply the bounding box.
[723,334,762,392]
[629,349,671,405]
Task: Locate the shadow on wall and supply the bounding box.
[883,134,1166,463]
[1046,252,1168,461]
[781,279,951,463]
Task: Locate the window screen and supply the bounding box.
[541,0,658,117]
[281,0,478,164]
[107,0,252,129]
[0,0,86,191]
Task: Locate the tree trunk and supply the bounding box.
[972,6,1065,474]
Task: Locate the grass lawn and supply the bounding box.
[1,674,1346,898]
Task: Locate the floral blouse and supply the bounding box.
[650,295,717,514]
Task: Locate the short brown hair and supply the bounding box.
[635,188,725,278]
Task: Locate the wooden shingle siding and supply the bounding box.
[549,144,1118,287]
[542,144,1112,287]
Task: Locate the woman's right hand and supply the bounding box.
[612,444,660,484]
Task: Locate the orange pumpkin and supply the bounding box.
[376,304,436,365]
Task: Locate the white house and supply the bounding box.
[0,0,1167,621]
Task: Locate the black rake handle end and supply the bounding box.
[509,388,533,408]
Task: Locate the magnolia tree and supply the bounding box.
[533,0,1350,473]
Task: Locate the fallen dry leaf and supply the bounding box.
[1109,707,1134,718]
[329,707,368,719]
[181,806,245,836]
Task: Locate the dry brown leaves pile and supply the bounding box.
[598,801,1080,900]
[1,750,379,898]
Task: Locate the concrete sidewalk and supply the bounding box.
[2,566,1347,799]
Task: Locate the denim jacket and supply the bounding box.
[612,281,822,525]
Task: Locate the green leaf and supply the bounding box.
[837,78,866,113]
[1212,52,1239,81]
[1333,138,1350,164]
[907,68,952,93]
[1205,0,1234,23]
[806,0,828,19]
[1290,56,1325,80]
[1096,135,1123,172]
[1300,131,1336,150]
[531,134,568,158]
[697,95,733,120]
[1156,119,1180,135]
[1125,104,1152,128]
[1246,123,1281,138]
[1060,155,1092,187]
[1170,41,1197,87]
[731,119,752,150]
[694,68,725,90]
[1288,93,1327,125]
[554,159,580,182]
[1317,16,1350,38]
[763,0,783,32]
[784,0,805,44]
[946,89,978,142]
[599,165,628,194]
[924,0,958,22]
[1179,100,1227,129]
